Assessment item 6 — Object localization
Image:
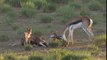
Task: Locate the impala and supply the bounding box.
[49,16,94,46]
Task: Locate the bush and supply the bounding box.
[81,0,90,4]
[17,28,26,37]
[94,34,106,46]
[28,56,43,60]
[24,44,33,51]
[0,4,13,13]
[46,0,69,3]
[21,1,35,8]
[21,7,36,17]
[7,0,21,7]
[4,15,15,25]
[20,1,36,17]
[33,30,44,37]
[11,24,19,31]
[91,50,100,56]
[33,0,47,9]
[56,5,76,24]
[95,0,106,5]
[43,3,56,12]
[61,54,88,60]
[69,2,82,10]
[80,8,90,16]
[49,40,66,48]
[48,41,59,48]
[4,55,16,60]
[7,10,19,18]
[0,35,9,42]
[61,18,69,24]
[88,1,103,11]
[40,15,53,23]
[87,45,99,51]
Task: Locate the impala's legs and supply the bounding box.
[68,27,71,41]
[63,27,68,41]
[87,27,94,37]
[70,29,74,45]
[67,27,71,46]
[67,26,74,46]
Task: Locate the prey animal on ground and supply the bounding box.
[30,36,48,47]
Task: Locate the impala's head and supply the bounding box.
[49,31,63,40]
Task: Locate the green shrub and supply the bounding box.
[4,15,15,25]
[40,15,53,23]
[69,2,82,10]
[94,34,106,46]
[33,30,44,37]
[0,4,13,13]
[7,0,21,7]
[0,35,9,42]
[80,8,90,16]
[33,0,47,9]
[48,41,59,48]
[61,18,69,24]
[28,56,43,60]
[81,0,90,4]
[88,1,103,11]
[4,55,16,60]
[21,1,35,8]
[87,45,99,51]
[49,40,66,48]
[61,54,88,60]
[20,1,36,17]
[46,0,69,3]
[56,5,76,24]
[4,11,18,25]
[49,52,62,60]
[43,3,56,12]
[11,24,19,31]
[7,11,19,17]
[95,0,106,5]
[91,50,100,56]
[24,44,33,51]
[21,7,36,17]
[17,28,26,36]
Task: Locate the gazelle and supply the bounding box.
[30,36,48,47]
[49,16,94,46]
[21,27,32,45]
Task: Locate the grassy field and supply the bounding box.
[0,0,106,60]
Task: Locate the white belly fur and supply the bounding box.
[71,22,83,30]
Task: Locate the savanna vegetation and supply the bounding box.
[0,0,106,60]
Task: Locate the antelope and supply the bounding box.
[49,16,94,46]
[21,27,32,45]
[30,36,48,47]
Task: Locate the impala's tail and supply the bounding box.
[89,18,93,28]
